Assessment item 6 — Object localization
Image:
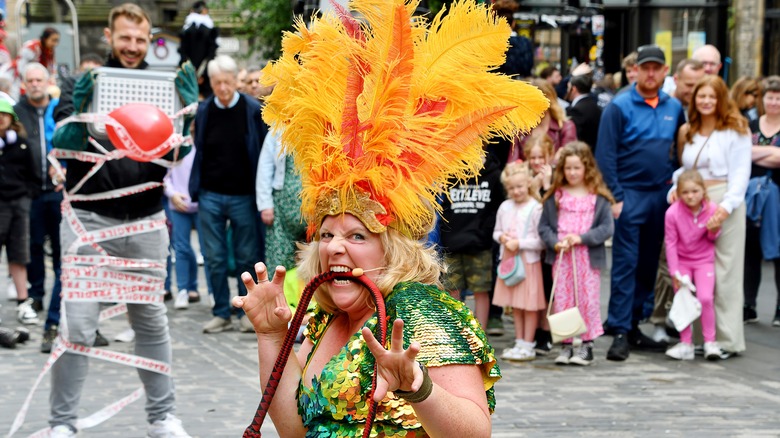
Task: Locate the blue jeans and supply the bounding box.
[198,191,259,319]
[170,209,207,292]
[163,201,173,293]
[27,191,63,330]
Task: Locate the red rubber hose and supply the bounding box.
[243,269,387,438]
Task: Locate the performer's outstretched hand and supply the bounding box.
[362,318,424,402]
[232,263,290,335]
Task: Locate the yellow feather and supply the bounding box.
[262,0,549,237]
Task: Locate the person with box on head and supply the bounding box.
[47,4,198,437]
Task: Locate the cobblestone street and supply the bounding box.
[2,254,779,437]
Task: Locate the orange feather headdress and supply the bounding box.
[262,0,548,239]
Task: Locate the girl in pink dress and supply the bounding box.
[539,142,615,366]
[493,162,546,361]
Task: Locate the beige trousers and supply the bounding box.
[708,183,746,353]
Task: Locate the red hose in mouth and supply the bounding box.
[243,269,387,438]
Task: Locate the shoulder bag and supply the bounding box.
[547,249,588,343]
[497,204,533,287]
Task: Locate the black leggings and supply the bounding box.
[743,223,780,308]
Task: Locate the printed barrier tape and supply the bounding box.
[9,105,189,438]
[25,388,145,438]
[62,254,165,270]
[8,344,67,437]
[63,267,161,285]
[58,337,171,375]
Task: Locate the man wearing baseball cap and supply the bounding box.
[595,44,686,361]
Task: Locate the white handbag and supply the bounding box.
[547,250,588,344]
[668,273,702,332]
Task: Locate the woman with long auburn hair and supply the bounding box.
[671,75,751,359]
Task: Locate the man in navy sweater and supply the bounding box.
[595,45,685,361]
[189,54,266,335]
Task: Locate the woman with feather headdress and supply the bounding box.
[231,0,548,436]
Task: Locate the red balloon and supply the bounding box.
[106,103,174,162]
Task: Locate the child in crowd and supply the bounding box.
[0,101,40,325]
[664,169,722,361]
[493,162,545,361]
[539,142,614,366]
[164,143,209,309]
[525,131,555,199]
[523,130,555,354]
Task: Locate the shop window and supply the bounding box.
[650,8,707,70]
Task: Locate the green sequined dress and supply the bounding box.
[298,282,501,437]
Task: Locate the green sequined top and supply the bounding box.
[298,281,501,437]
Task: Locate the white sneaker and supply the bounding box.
[665,342,694,360]
[147,413,191,438]
[7,282,17,300]
[50,424,78,437]
[704,342,723,361]
[17,298,39,325]
[114,328,136,343]
[651,324,671,343]
[501,345,536,361]
[555,345,574,365]
[174,291,189,310]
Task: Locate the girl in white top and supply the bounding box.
[493,162,545,362]
[672,75,752,357]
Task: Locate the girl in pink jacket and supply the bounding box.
[664,170,722,361]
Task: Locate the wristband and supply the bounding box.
[393,362,433,403]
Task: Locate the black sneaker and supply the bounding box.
[31,299,44,312]
[533,329,552,355]
[41,325,58,354]
[0,327,20,349]
[93,330,109,347]
[570,342,594,366]
[163,290,173,302]
[743,307,759,324]
[627,328,668,351]
[15,327,30,343]
[607,333,630,361]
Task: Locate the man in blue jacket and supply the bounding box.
[189,54,266,334]
[595,45,685,361]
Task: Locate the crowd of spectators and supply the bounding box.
[1,4,780,437]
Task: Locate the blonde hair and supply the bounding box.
[530,78,566,128]
[500,160,538,201]
[676,169,709,204]
[296,224,443,315]
[523,130,554,169]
